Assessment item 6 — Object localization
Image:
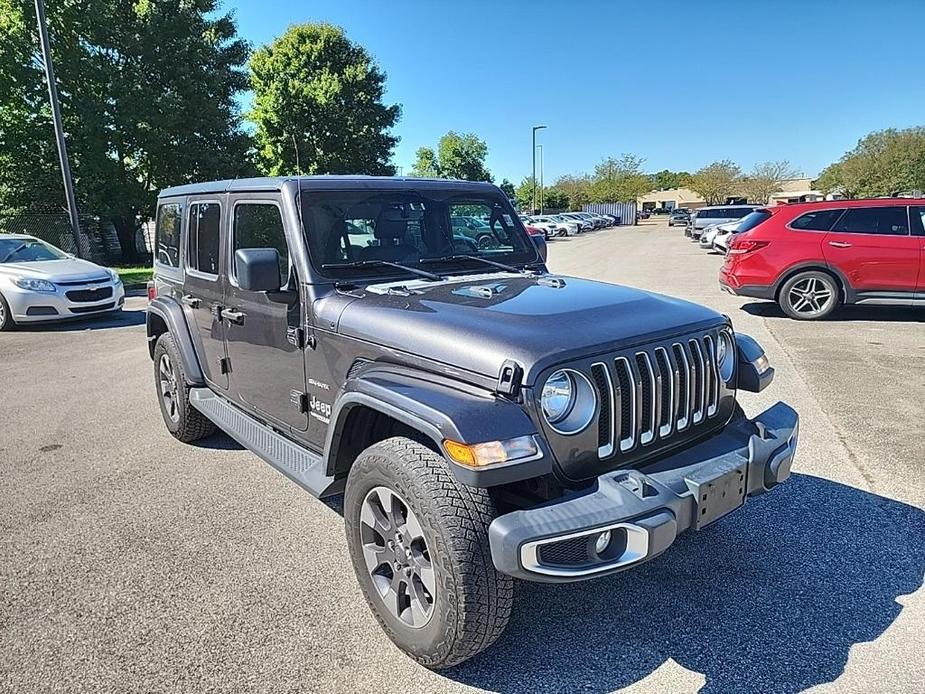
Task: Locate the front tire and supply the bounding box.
[778,271,840,320]
[0,292,15,331]
[152,333,216,442]
[344,437,512,669]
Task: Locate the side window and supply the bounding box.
[831,206,909,235]
[909,206,925,236]
[155,203,181,268]
[233,203,289,288]
[186,202,221,276]
[790,209,844,231]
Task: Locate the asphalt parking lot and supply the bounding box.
[1,219,923,693]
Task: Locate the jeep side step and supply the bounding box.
[189,388,335,497]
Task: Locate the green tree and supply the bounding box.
[541,188,569,211]
[0,0,253,261]
[815,162,855,198]
[515,177,536,211]
[740,160,800,204]
[249,23,400,177]
[555,174,592,211]
[498,178,516,198]
[408,131,491,181]
[688,160,742,205]
[411,147,439,178]
[589,154,651,203]
[818,127,925,198]
[649,169,692,190]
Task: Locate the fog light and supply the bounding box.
[594,530,612,554]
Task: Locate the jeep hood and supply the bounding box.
[329,274,725,385]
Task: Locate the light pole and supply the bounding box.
[34,0,82,257]
[531,125,546,213]
[536,145,544,214]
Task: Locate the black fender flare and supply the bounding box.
[146,297,205,386]
[323,364,552,487]
[772,261,855,303]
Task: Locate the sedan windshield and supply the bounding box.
[300,189,539,281]
[0,237,67,263]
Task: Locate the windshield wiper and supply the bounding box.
[321,259,443,282]
[420,254,526,274]
[0,243,27,263]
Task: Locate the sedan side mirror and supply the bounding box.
[235,248,281,292]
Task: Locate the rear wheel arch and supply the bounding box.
[774,264,849,303]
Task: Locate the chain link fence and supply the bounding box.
[0,212,153,265]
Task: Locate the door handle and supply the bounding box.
[181,294,201,308]
[220,308,246,325]
[828,241,852,248]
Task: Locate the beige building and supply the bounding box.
[639,177,824,210]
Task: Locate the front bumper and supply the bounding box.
[5,280,125,323]
[488,402,798,582]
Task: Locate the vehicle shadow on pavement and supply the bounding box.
[444,474,925,693]
[12,308,146,332]
[742,301,923,323]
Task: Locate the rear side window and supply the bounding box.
[909,206,925,235]
[233,203,289,288]
[790,209,844,231]
[187,202,221,276]
[831,206,909,235]
[155,203,182,267]
[721,207,753,219]
[736,210,772,232]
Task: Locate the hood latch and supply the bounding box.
[496,359,523,397]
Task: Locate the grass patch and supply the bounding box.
[115,266,153,285]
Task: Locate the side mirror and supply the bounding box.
[235,248,281,291]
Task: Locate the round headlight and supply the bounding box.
[541,369,596,435]
[541,370,574,424]
[717,331,735,383]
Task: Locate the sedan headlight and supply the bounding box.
[717,330,735,383]
[13,277,56,292]
[541,369,596,434]
[107,268,121,284]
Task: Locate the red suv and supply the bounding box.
[719,199,924,319]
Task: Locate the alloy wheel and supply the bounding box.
[0,299,6,329]
[360,486,435,629]
[788,277,834,316]
[158,353,180,423]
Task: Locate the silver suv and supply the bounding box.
[687,205,759,239]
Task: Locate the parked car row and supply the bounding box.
[519,211,620,238]
[675,199,925,320]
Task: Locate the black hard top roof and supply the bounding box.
[158,175,501,198]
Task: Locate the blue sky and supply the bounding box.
[231,0,925,184]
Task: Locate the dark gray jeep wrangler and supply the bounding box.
[147,176,798,668]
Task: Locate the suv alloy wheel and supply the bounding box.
[778,271,840,320]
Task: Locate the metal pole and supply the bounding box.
[34,0,81,256]
[531,125,546,214]
[537,145,544,214]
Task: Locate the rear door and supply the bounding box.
[909,206,925,300]
[222,196,308,431]
[182,198,228,389]
[822,205,919,298]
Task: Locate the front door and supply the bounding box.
[908,206,925,301]
[822,205,920,298]
[222,197,308,431]
[182,199,228,389]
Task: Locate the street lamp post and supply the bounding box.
[531,125,546,213]
[34,0,82,257]
[537,144,544,214]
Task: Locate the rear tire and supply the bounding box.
[153,333,216,442]
[344,437,512,669]
[778,271,840,320]
[0,292,15,331]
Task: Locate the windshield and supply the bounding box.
[300,189,539,281]
[0,237,68,263]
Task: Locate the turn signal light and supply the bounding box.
[146,281,158,302]
[728,240,770,256]
[443,436,539,468]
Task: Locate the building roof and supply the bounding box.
[158,175,500,198]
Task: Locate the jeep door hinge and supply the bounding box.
[286,327,305,349]
[496,359,523,397]
[290,390,309,413]
[218,356,231,375]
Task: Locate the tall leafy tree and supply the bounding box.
[740,161,800,204]
[649,169,692,190]
[817,127,925,198]
[589,154,651,203]
[0,0,253,261]
[688,160,742,205]
[249,23,400,177]
[497,178,515,198]
[409,131,491,181]
[555,174,592,211]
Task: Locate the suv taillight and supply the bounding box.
[146,281,157,301]
[728,239,769,256]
